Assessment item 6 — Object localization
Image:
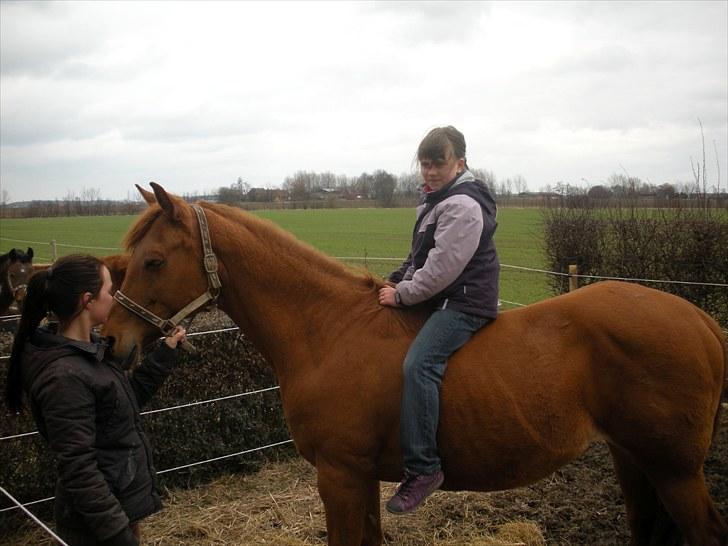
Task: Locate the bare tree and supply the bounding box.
[397,172,420,196]
[373,170,396,207]
[690,118,708,215]
[512,174,528,194]
[0,188,8,218]
[713,139,721,195]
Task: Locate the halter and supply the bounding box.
[113,205,222,352]
[5,261,31,300]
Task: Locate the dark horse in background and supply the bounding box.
[104,184,727,546]
[0,248,33,317]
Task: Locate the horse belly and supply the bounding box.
[435,363,598,492]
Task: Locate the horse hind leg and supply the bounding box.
[608,444,683,546]
[650,471,727,546]
[610,443,727,546]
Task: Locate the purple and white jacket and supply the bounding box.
[389,170,499,319]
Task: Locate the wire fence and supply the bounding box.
[3,235,727,288]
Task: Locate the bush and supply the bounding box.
[0,329,292,532]
[542,205,728,327]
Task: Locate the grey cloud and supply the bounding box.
[548,45,636,77]
[0,2,108,77]
[120,105,296,144]
[53,53,164,82]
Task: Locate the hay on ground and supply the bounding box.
[7,456,545,545]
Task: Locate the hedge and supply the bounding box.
[542,205,728,328]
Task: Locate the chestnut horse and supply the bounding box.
[104,183,727,546]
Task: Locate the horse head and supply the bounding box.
[5,247,34,307]
[104,183,214,358]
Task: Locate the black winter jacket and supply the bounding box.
[20,326,177,541]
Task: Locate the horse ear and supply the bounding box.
[150,182,182,221]
[136,184,157,206]
[9,249,17,259]
[27,248,33,259]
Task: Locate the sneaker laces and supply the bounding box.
[395,473,420,501]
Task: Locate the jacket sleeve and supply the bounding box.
[34,368,130,541]
[128,343,178,408]
[387,253,413,284]
[396,195,483,306]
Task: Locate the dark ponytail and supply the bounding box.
[5,254,103,413]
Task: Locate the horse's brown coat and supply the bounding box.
[104,184,727,546]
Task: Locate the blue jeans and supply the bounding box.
[400,308,490,475]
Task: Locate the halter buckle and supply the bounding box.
[204,253,218,274]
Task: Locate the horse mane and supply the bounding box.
[201,201,386,291]
[200,202,426,335]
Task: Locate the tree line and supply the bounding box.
[2,168,726,219]
[215,168,529,208]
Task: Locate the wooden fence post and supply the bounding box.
[50,240,57,262]
[568,264,578,292]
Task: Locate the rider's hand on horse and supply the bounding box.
[164,326,187,349]
[378,286,398,307]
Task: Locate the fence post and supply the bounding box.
[50,240,57,262]
[568,264,578,292]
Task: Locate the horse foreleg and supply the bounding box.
[316,462,383,546]
[361,478,383,546]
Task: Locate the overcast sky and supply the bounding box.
[1,1,726,202]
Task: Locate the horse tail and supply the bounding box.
[693,305,726,446]
[712,331,727,445]
[701,305,727,446]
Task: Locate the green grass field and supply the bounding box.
[0,207,550,307]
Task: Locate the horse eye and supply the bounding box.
[144,258,165,269]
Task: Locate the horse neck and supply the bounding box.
[204,206,379,384]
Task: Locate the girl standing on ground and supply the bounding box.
[5,254,186,545]
[378,126,499,514]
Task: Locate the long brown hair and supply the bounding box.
[5,254,104,412]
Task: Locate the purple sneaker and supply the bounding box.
[385,470,444,514]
